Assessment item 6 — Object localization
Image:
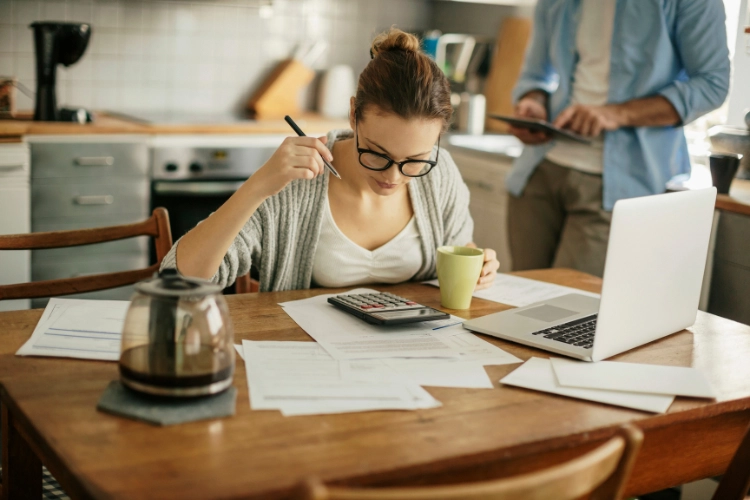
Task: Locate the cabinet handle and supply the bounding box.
[0,164,25,171]
[73,195,114,205]
[74,156,114,166]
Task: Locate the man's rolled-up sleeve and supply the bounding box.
[512,0,559,104]
[658,0,731,125]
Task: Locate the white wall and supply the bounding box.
[431,2,533,39]
[726,0,750,127]
[0,0,431,116]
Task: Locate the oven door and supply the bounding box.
[150,178,253,292]
[151,179,244,238]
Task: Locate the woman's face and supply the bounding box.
[350,107,442,197]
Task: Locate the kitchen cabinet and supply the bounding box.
[445,136,519,272]
[27,136,150,307]
[0,142,31,311]
[708,211,750,325]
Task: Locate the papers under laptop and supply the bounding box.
[463,188,717,362]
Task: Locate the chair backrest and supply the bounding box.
[712,421,750,500]
[297,424,643,500]
[235,273,260,294]
[0,208,173,301]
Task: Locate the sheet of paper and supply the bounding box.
[277,384,441,416]
[424,274,600,307]
[280,289,461,360]
[385,359,494,388]
[550,358,716,398]
[500,358,674,413]
[241,340,441,416]
[342,358,494,389]
[16,298,129,361]
[430,324,522,366]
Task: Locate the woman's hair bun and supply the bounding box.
[370,28,420,59]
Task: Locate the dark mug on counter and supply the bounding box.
[709,153,743,194]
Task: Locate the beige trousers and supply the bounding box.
[507,159,612,278]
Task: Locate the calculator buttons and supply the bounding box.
[333,293,426,312]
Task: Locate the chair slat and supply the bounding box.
[0,208,172,302]
[0,216,160,251]
[298,424,643,500]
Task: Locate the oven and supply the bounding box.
[149,135,286,289]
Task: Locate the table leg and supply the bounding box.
[1,402,42,499]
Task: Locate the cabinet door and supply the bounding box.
[30,141,148,179]
[0,184,31,311]
[448,149,513,272]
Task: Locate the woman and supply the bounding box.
[162,28,500,292]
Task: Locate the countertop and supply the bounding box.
[667,163,750,217]
[0,112,350,139]
[4,115,748,217]
[445,133,523,160]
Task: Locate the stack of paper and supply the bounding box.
[237,340,441,416]
[501,357,716,413]
[235,288,522,416]
[424,273,600,307]
[16,298,129,361]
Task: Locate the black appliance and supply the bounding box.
[30,22,91,121]
[149,138,283,290]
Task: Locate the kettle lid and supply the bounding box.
[135,269,222,299]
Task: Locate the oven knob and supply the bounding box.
[165,163,178,172]
[189,162,203,173]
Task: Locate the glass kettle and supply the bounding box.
[119,269,235,397]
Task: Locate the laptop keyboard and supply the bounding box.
[531,314,597,349]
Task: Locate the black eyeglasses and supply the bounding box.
[355,120,439,178]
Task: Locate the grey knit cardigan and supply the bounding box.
[161,129,474,292]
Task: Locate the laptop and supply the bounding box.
[463,187,717,362]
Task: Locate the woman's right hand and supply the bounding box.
[247,136,333,199]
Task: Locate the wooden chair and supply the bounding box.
[235,273,260,294]
[297,424,643,500]
[712,421,750,500]
[0,208,172,301]
[0,208,173,499]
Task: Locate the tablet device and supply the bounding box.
[487,114,592,145]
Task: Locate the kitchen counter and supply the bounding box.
[717,184,750,216]
[667,163,750,217]
[446,133,523,160]
[0,112,350,140]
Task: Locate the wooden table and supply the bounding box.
[2,269,750,500]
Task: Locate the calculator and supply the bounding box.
[327,292,449,325]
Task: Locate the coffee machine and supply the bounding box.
[30,22,92,122]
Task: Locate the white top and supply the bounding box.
[545,0,616,175]
[311,198,423,288]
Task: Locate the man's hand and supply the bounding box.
[509,92,552,145]
[553,104,625,137]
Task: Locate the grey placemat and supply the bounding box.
[97,381,237,426]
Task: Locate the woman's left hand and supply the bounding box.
[466,243,500,290]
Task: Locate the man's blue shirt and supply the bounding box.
[509,0,730,210]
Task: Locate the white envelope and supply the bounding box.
[550,358,716,399]
[501,358,674,413]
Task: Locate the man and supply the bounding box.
[507,0,730,277]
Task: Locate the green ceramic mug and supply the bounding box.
[436,246,484,310]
